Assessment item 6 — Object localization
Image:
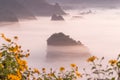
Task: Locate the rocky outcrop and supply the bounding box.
[52,3,66,15]
[47,32,82,46]
[51,14,64,21]
[46,32,90,61]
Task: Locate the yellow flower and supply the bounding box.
[75,71,82,78]
[71,64,76,67]
[17,59,27,66]
[17,59,28,71]
[87,56,97,62]
[1,33,11,42]
[8,74,21,80]
[17,70,22,80]
[48,73,54,77]
[34,68,40,74]
[5,38,11,42]
[109,59,117,66]
[0,53,2,58]
[1,33,5,38]
[25,53,30,57]
[59,67,65,72]
[9,45,19,53]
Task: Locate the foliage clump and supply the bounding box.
[84,55,120,80]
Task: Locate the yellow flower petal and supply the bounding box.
[87,56,97,62]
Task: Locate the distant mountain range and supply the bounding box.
[0,0,66,22]
[47,0,120,4]
[16,0,65,16]
[47,0,120,9]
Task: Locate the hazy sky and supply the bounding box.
[47,0,120,9]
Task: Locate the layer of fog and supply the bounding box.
[46,45,90,62]
[0,9,120,69]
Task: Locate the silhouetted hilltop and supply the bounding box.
[0,0,66,22]
[0,0,36,22]
[47,32,82,46]
[16,0,66,16]
[51,14,64,21]
[0,9,18,22]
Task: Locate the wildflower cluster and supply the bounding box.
[83,55,120,80]
[26,64,82,80]
[0,34,30,80]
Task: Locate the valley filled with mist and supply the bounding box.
[0,0,120,76]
